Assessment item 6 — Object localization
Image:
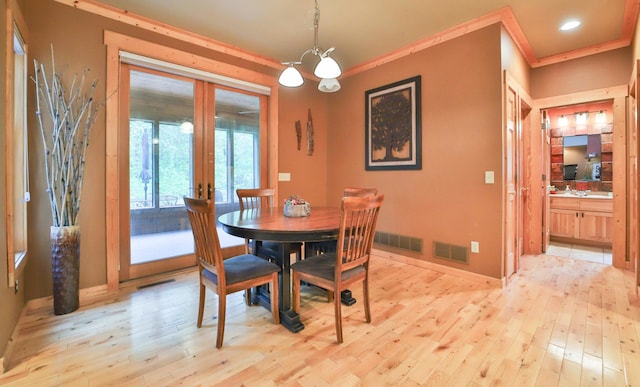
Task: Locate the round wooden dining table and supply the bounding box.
[218,206,342,333]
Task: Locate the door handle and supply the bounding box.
[208,183,213,200]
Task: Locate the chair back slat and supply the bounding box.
[237,188,275,210]
[184,197,225,287]
[336,194,384,272]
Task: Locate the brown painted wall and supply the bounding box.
[22,0,328,299]
[326,24,505,279]
[531,47,632,99]
[278,86,329,207]
[25,0,110,300]
[0,0,28,359]
[501,26,531,91]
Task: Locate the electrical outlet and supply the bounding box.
[14,279,19,294]
[471,241,480,253]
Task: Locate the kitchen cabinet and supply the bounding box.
[549,196,612,245]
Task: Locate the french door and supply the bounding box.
[119,64,267,281]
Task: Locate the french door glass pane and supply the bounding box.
[214,129,229,202]
[159,122,193,207]
[214,89,261,248]
[129,70,195,265]
[233,131,257,189]
[129,120,153,209]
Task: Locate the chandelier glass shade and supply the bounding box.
[278,0,341,92]
[278,65,304,87]
[318,77,341,92]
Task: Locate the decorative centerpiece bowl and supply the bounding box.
[284,195,311,217]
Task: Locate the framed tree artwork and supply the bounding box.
[365,75,421,171]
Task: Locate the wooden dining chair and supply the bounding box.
[343,187,378,197]
[306,187,378,258]
[184,197,280,348]
[236,188,303,305]
[236,188,302,261]
[304,187,379,303]
[236,188,276,257]
[291,194,384,343]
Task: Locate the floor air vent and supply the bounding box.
[374,231,423,253]
[137,279,176,290]
[433,241,468,264]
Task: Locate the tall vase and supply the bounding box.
[51,225,80,315]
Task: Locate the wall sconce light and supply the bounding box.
[558,115,568,127]
[575,112,588,125]
[595,110,607,124]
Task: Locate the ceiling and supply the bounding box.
[93,0,636,74]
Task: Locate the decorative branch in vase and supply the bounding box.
[32,46,102,315]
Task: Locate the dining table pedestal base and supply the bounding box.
[219,207,344,334]
[279,310,304,333]
[340,290,356,306]
[252,284,304,333]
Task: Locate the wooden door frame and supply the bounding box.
[104,31,279,290]
[503,78,518,282]
[503,72,533,282]
[629,62,640,291]
[519,101,532,258]
[533,85,629,270]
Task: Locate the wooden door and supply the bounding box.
[118,65,267,281]
[630,65,639,291]
[519,104,532,257]
[119,65,200,281]
[542,110,551,252]
[505,81,518,280]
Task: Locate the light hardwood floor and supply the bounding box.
[1,251,639,386]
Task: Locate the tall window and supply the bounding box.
[6,21,29,287]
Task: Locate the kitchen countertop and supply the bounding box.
[550,193,612,199]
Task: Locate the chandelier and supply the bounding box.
[278,0,342,92]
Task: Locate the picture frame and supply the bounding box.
[365,75,421,171]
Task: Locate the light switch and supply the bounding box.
[485,171,494,184]
[278,172,291,181]
[471,241,480,253]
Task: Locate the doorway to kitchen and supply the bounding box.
[543,101,614,266]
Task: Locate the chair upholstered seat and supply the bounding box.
[202,254,281,286]
[291,254,365,282]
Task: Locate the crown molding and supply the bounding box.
[54,0,639,77]
[52,0,283,71]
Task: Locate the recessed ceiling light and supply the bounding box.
[560,20,581,31]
